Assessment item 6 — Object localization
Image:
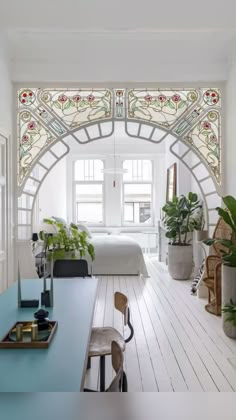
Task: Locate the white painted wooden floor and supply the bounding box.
[84,257,236,392]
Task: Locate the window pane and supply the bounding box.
[123,160,152,181]
[124,184,152,224]
[74,159,104,181]
[76,184,103,224]
[77,203,103,224]
[124,203,134,222]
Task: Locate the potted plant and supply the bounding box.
[191,205,208,242]
[39,218,95,270]
[162,192,201,280]
[203,195,236,338]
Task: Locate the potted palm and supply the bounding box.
[162,192,201,280]
[204,196,236,338]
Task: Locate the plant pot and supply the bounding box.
[194,230,208,242]
[168,244,193,280]
[222,265,236,338]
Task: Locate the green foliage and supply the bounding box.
[203,195,236,267]
[162,192,201,245]
[39,219,95,261]
[222,301,236,326]
[189,205,205,231]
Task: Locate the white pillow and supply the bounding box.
[77,223,92,238]
[52,216,70,235]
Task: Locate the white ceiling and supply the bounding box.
[1,0,236,82]
[1,0,236,30]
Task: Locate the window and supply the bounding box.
[74,160,104,225]
[123,160,153,225]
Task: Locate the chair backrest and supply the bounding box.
[16,240,38,279]
[114,291,128,325]
[114,291,134,343]
[212,216,232,257]
[53,259,89,278]
[106,341,123,392]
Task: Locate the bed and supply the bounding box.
[86,234,148,277]
[47,218,148,277]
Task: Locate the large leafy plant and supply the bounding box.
[39,218,95,261]
[162,192,201,245]
[222,301,236,326]
[203,195,236,267]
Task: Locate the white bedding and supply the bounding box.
[86,235,148,276]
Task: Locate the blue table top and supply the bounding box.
[0,277,98,392]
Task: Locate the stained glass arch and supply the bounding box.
[16,87,222,239]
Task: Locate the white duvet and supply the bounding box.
[86,235,148,277]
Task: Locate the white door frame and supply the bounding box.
[0,129,9,292]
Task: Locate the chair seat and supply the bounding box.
[88,327,125,357]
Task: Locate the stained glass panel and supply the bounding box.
[18,88,112,185]
[39,89,112,128]
[18,110,56,184]
[127,89,199,128]
[184,110,221,182]
[17,87,222,187]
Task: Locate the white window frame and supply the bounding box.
[122,159,154,227]
[73,159,105,226]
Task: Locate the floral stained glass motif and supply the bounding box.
[184,110,221,182]
[40,89,112,128]
[18,110,56,183]
[128,88,221,184]
[18,89,112,184]
[127,89,199,128]
[114,89,125,118]
[18,87,222,187]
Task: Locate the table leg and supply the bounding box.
[100,355,106,392]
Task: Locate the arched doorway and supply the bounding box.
[17,87,222,239]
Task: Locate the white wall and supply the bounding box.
[0,35,12,131]
[225,47,236,196]
[37,158,67,227]
[0,33,14,290]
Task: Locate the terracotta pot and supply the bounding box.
[168,244,193,280]
[222,265,236,339]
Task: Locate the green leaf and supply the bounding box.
[53,101,61,109]
[222,196,236,227]
[167,100,175,109]
[64,100,71,109]
[178,100,186,109]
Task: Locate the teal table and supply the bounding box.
[0,277,98,391]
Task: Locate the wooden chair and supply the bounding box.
[87,291,134,392]
[84,341,126,392]
[203,216,232,315]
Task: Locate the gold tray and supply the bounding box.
[0,321,58,349]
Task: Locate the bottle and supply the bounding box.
[31,324,38,341]
[16,323,23,341]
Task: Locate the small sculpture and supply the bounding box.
[34,309,50,331]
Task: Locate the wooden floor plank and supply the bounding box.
[120,276,143,392]
[146,265,220,391]
[85,257,236,392]
[153,260,236,354]
[149,260,235,391]
[132,276,174,391]
[125,276,159,391]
